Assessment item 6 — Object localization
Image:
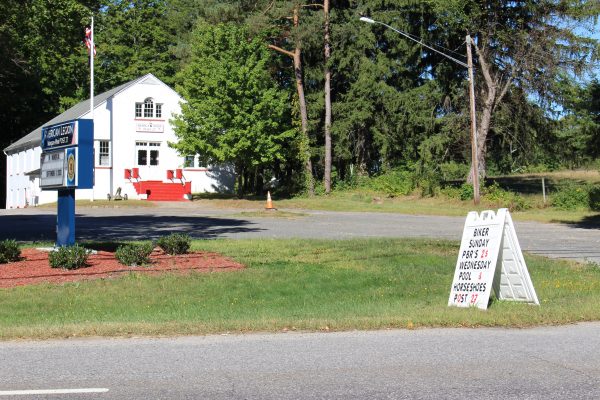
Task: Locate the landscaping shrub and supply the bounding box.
[551,183,590,210]
[115,243,154,266]
[0,239,21,264]
[49,245,89,270]
[157,233,191,255]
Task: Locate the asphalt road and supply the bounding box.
[1,323,599,399]
[1,203,600,263]
[1,205,599,399]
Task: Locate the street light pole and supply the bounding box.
[360,17,480,205]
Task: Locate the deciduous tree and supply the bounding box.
[171,23,297,196]
[431,0,600,179]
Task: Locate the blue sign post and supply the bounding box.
[57,189,76,246]
[40,119,94,247]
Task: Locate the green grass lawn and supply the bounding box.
[1,238,599,340]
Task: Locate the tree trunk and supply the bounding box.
[267,6,314,196]
[293,47,315,196]
[323,0,332,194]
[293,7,314,196]
[477,89,495,179]
[236,164,244,198]
[356,129,368,175]
[469,40,504,183]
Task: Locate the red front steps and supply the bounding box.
[133,181,191,201]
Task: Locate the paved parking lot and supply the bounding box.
[1,203,599,264]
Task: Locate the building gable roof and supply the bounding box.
[4,74,174,154]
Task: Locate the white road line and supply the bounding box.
[0,388,109,396]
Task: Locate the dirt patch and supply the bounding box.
[0,248,244,289]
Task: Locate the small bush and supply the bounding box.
[157,233,191,255]
[483,182,530,211]
[334,173,359,191]
[115,243,154,266]
[49,245,89,270]
[439,162,470,181]
[551,183,590,210]
[589,186,600,211]
[418,175,441,197]
[440,182,473,201]
[0,239,21,264]
[459,183,475,201]
[367,169,415,197]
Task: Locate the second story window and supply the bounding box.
[143,98,154,118]
[135,98,163,119]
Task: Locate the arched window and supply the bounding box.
[143,98,154,118]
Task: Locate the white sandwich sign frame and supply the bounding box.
[448,208,539,310]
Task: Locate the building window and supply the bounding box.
[135,99,163,119]
[150,150,159,166]
[143,98,154,118]
[136,141,160,167]
[137,149,147,166]
[98,140,110,166]
[184,155,195,168]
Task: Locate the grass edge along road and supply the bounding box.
[191,192,599,225]
[1,238,599,340]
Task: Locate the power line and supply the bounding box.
[360,17,468,68]
[390,25,467,60]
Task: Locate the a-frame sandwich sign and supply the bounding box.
[448,208,539,310]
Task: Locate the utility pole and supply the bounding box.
[466,35,480,205]
[323,0,332,194]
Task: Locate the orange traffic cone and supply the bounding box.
[265,191,276,210]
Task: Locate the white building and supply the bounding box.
[4,74,233,208]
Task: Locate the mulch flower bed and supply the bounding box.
[0,248,244,289]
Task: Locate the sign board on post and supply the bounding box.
[448,208,539,310]
[40,119,94,190]
[40,119,94,247]
[41,120,78,149]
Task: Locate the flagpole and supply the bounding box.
[90,15,95,202]
[90,15,94,119]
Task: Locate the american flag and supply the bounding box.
[84,26,96,56]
